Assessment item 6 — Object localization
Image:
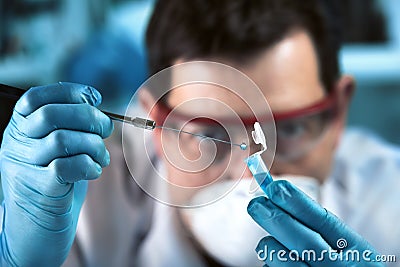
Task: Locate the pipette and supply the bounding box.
[0,83,247,150]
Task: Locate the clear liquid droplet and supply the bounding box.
[240,143,247,150]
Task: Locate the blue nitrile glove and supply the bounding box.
[247,180,383,266]
[0,82,113,266]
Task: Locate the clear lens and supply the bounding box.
[274,108,336,160]
[160,118,251,172]
[160,105,335,171]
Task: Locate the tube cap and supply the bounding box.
[251,122,267,153]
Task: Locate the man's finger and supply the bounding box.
[263,180,375,251]
[13,104,113,138]
[15,82,102,116]
[247,196,333,267]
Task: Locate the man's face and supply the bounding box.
[237,30,341,180]
[145,30,349,204]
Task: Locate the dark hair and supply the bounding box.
[146,0,341,94]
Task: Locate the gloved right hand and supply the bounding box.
[0,82,113,267]
[247,180,383,266]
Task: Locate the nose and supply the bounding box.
[242,166,253,178]
[224,149,255,181]
[269,158,295,177]
[228,165,254,182]
[269,163,280,176]
[225,161,254,181]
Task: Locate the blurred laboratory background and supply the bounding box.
[0,0,399,146]
[0,0,153,145]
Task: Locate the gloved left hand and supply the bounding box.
[247,180,383,266]
[0,83,113,266]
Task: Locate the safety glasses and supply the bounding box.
[153,91,339,167]
[273,93,339,160]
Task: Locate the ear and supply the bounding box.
[138,88,164,157]
[336,75,355,114]
[138,88,158,119]
[331,75,355,147]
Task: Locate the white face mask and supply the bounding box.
[181,175,320,267]
[181,179,265,267]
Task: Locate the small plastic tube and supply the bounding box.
[245,153,273,192]
[244,122,273,192]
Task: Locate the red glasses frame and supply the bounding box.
[153,91,339,127]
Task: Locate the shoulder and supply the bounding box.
[329,127,400,197]
[336,127,400,171]
[331,128,400,255]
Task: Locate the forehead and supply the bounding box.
[167,31,325,116]
[167,84,259,118]
[166,61,270,119]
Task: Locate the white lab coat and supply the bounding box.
[58,123,400,266]
[322,129,400,264]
